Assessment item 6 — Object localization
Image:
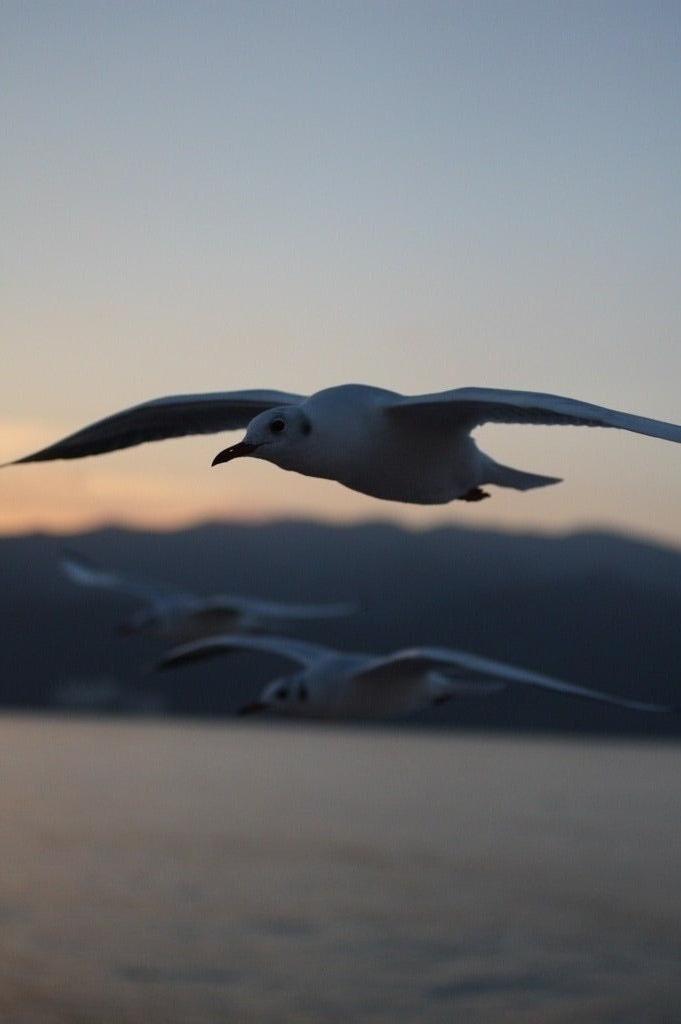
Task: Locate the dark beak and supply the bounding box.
[237,700,269,715]
[212,441,258,466]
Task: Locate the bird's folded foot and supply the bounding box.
[460,487,490,502]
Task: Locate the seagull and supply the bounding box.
[60,551,357,645]
[154,633,680,720]
[9,383,681,504]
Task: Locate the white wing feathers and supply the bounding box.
[60,551,181,603]
[354,647,679,713]
[9,385,679,465]
[61,552,355,622]
[391,387,681,441]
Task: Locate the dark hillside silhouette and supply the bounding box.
[1,521,680,735]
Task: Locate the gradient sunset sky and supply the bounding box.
[2,1,680,544]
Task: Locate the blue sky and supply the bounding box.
[2,1,680,543]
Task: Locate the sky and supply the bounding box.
[2,1,680,545]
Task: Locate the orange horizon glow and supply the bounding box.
[4,466,681,551]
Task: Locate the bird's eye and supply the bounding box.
[269,418,286,434]
[275,686,289,700]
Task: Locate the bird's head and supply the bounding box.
[212,406,313,471]
[238,673,312,717]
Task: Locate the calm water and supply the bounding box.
[0,713,679,1023]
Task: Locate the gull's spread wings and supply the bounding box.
[389,387,681,442]
[354,646,679,713]
[9,390,304,463]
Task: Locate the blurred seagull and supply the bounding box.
[60,551,357,645]
[8,383,681,504]
[155,633,680,720]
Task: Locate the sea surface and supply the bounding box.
[0,713,679,1023]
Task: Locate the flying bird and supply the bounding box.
[60,550,357,645]
[9,383,681,504]
[155,633,680,720]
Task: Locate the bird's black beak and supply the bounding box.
[212,441,258,466]
[237,700,269,715]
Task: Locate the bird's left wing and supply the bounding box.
[7,389,305,463]
[354,646,679,713]
[155,633,333,671]
[60,550,184,603]
[388,387,681,442]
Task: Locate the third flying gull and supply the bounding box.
[155,633,681,720]
[8,383,681,505]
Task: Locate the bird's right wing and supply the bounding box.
[388,387,681,442]
[155,633,332,671]
[355,647,680,713]
[7,389,305,463]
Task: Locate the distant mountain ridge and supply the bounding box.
[1,520,680,736]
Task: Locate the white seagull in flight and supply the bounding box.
[9,383,681,504]
[60,551,357,645]
[155,633,680,720]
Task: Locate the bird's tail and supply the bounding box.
[481,456,562,492]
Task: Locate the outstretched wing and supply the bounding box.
[155,633,333,671]
[389,387,681,442]
[60,550,183,603]
[355,646,679,713]
[7,389,305,463]
[200,595,359,620]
